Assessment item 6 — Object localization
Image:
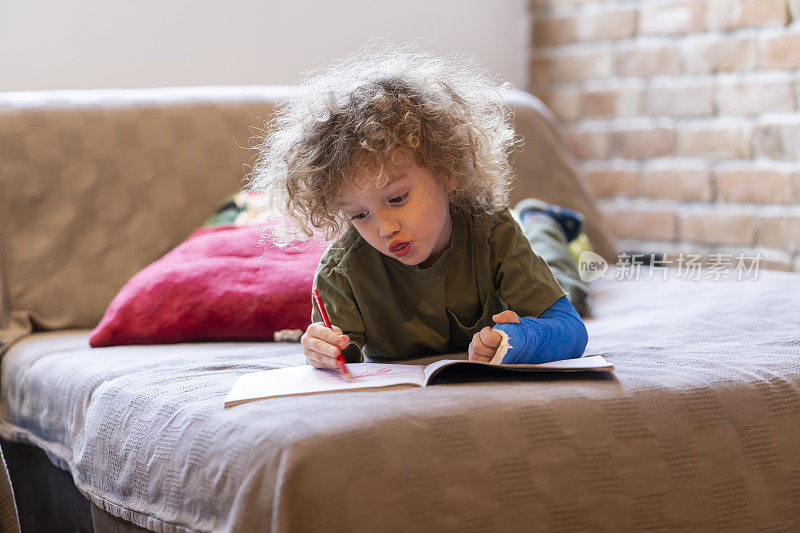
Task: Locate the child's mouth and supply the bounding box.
[389,241,411,257]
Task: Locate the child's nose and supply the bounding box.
[376,210,399,238]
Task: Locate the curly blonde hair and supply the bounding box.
[246,42,519,243]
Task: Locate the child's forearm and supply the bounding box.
[493,296,588,364]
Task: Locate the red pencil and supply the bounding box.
[312,289,353,380]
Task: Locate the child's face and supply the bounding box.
[338,160,453,269]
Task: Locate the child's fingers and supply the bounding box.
[492,310,520,324]
[331,326,350,348]
[303,345,338,368]
[470,330,498,358]
[479,326,502,349]
[308,322,349,349]
[470,344,495,359]
[301,338,340,369]
[301,325,344,369]
[470,352,493,362]
[305,350,339,369]
[468,335,494,362]
[308,337,342,359]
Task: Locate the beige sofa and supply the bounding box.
[1,86,799,532]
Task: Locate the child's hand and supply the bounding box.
[301,322,350,369]
[468,310,520,362]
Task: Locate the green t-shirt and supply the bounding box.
[312,208,566,362]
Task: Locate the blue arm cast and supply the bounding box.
[492,295,588,364]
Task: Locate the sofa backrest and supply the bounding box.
[503,90,616,261]
[0,86,615,348]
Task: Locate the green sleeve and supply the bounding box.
[489,209,566,318]
[311,255,367,363]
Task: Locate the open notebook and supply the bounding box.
[224,355,614,407]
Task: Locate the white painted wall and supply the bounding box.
[1,0,529,92]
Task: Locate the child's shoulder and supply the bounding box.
[465,206,516,235]
[316,230,371,276]
[464,207,526,258]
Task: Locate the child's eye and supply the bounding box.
[350,212,367,221]
[389,193,409,204]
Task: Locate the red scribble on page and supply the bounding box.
[350,368,419,379]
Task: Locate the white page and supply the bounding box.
[225,363,425,406]
[533,355,613,370]
[423,354,614,383]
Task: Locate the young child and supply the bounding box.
[249,45,588,367]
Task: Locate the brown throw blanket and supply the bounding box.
[0,270,798,532]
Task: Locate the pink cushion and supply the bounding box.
[89,223,328,347]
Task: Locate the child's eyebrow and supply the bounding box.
[339,174,410,210]
[338,199,360,211]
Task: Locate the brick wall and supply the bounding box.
[529,0,800,271]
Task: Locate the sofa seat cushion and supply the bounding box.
[1,270,799,532]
